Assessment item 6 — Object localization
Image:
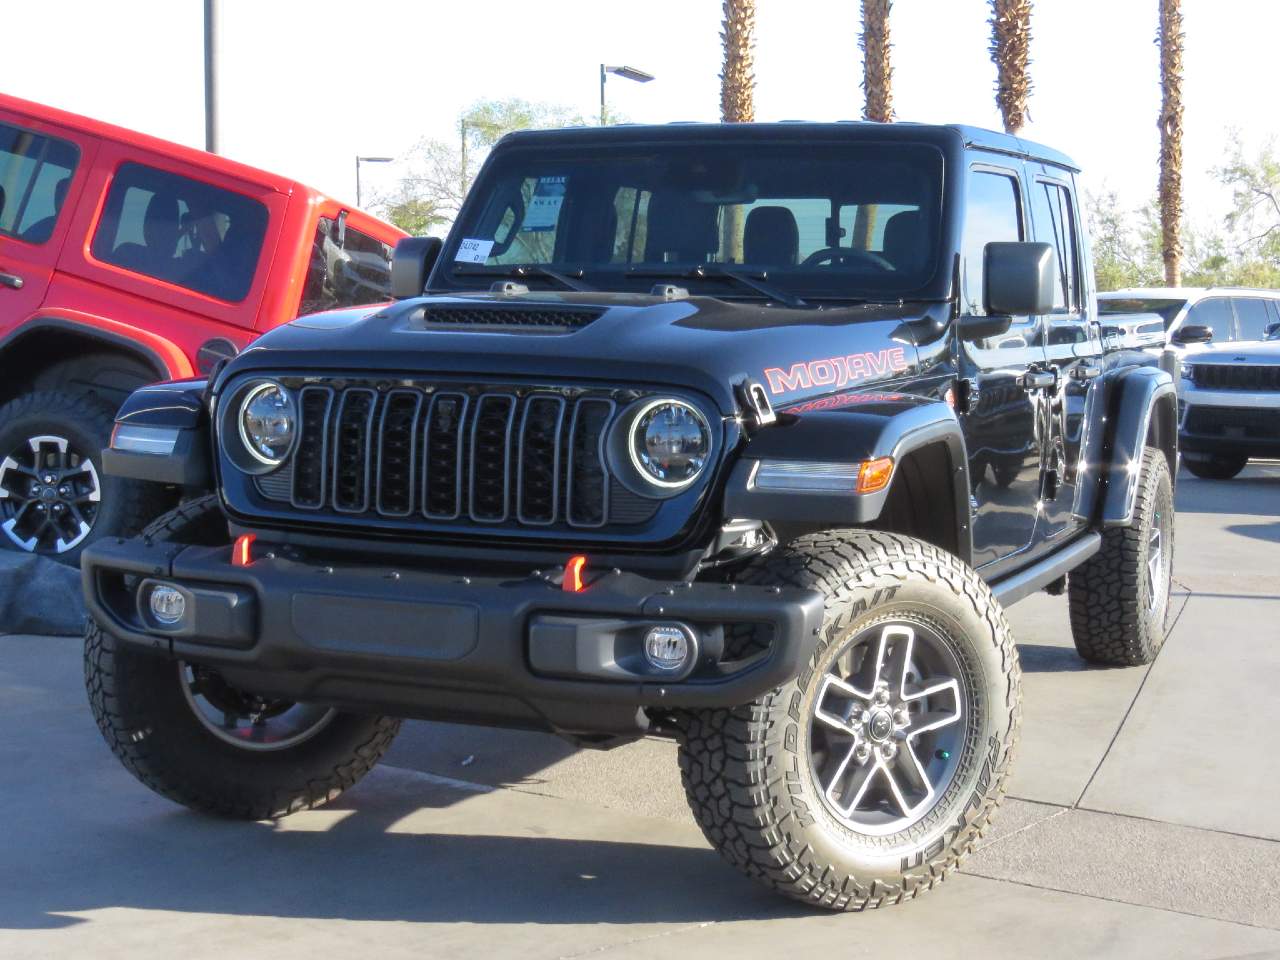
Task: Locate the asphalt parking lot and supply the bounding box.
[1,463,1277,959]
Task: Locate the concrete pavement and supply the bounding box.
[1,463,1277,958]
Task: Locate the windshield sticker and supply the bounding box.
[454,238,494,264]
[521,177,567,233]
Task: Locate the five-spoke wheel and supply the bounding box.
[0,434,101,554]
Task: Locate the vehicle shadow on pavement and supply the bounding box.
[0,766,813,930]
[1175,471,1280,516]
[1224,520,1280,543]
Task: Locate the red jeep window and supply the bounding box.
[91,162,268,302]
[0,121,79,245]
[298,217,393,316]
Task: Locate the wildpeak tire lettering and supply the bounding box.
[764,348,910,395]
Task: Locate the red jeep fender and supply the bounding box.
[1,309,194,381]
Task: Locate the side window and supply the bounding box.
[962,170,1023,315]
[1233,298,1270,340]
[1030,181,1080,312]
[0,121,79,245]
[90,162,268,302]
[1184,297,1234,342]
[298,218,394,317]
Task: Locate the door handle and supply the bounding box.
[1071,363,1103,381]
[0,271,23,290]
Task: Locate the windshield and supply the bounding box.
[1097,297,1186,328]
[435,142,945,302]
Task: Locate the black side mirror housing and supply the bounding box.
[1264,321,1280,339]
[984,241,1056,317]
[391,236,444,300]
[1172,323,1213,345]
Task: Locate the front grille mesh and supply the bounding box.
[266,380,655,532]
[1192,364,1280,391]
[1185,405,1280,440]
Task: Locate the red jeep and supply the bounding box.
[0,93,406,561]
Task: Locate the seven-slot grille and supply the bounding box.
[1191,364,1280,391]
[263,380,644,531]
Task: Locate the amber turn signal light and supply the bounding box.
[856,457,895,495]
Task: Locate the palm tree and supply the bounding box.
[719,0,756,261]
[1158,0,1184,286]
[861,0,893,123]
[720,0,756,124]
[989,0,1033,135]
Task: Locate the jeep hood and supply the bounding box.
[1188,340,1280,364]
[233,292,946,414]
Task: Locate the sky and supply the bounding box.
[4,0,1274,229]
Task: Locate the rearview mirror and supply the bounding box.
[1172,323,1213,345]
[984,241,1056,317]
[391,236,443,300]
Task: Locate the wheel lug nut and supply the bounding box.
[880,742,898,760]
[894,709,910,726]
[854,743,872,764]
[875,689,890,704]
[43,474,54,484]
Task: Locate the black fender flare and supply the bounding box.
[722,397,972,564]
[1072,363,1177,527]
[102,378,212,488]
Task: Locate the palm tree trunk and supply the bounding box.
[1158,0,1185,286]
[856,0,893,250]
[990,0,1033,135]
[720,0,756,262]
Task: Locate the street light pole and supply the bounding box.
[599,64,656,125]
[355,156,393,209]
[203,0,218,153]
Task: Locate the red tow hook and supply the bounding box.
[563,554,588,593]
[232,533,256,567]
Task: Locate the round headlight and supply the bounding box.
[628,399,711,489]
[238,382,296,466]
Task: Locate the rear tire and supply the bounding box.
[0,389,171,564]
[679,532,1021,910]
[1183,454,1247,480]
[84,496,401,819]
[1068,447,1175,665]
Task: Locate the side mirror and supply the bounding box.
[391,236,443,300]
[1172,323,1213,345]
[1265,321,1280,339]
[984,241,1056,317]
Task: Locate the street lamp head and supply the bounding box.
[604,65,655,84]
[358,156,394,163]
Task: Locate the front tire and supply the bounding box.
[679,532,1021,910]
[1068,447,1175,665]
[84,496,401,819]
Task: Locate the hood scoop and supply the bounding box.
[412,305,604,334]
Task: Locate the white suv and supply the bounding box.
[1097,287,1280,354]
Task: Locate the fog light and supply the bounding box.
[643,625,691,672]
[148,584,186,626]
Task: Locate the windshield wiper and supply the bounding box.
[626,265,807,308]
[452,264,594,292]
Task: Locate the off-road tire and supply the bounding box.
[0,389,171,564]
[1068,447,1174,666]
[84,496,401,819]
[679,532,1021,911]
[1182,454,1247,481]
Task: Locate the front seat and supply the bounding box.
[644,193,719,264]
[111,193,181,279]
[743,206,799,266]
[882,210,924,275]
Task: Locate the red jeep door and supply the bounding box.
[0,116,88,339]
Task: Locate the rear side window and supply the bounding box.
[0,121,79,245]
[298,217,394,316]
[962,170,1023,315]
[91,162,268,302]
[1184,297,1234,342]
[1030,181,1079,312]
[1232,298,1270,340]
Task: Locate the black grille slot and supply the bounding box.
[422,393,468,519]
[1185,405,1280,439]
[332,389,376,512]
[567,399,614,528]
[469,395,516,522]
[375,390,422,516]
[291,386,333,509]
[418,306,603,332]
[1193,364,1280,391]
[517,396,566,524]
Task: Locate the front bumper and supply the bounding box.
[1179,395,1280,459]
[81,538,823,740]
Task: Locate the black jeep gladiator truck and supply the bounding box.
[83,122,1177,911]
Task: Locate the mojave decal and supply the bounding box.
[764,347,909,395]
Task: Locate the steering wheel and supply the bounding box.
[800,247,896,271]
